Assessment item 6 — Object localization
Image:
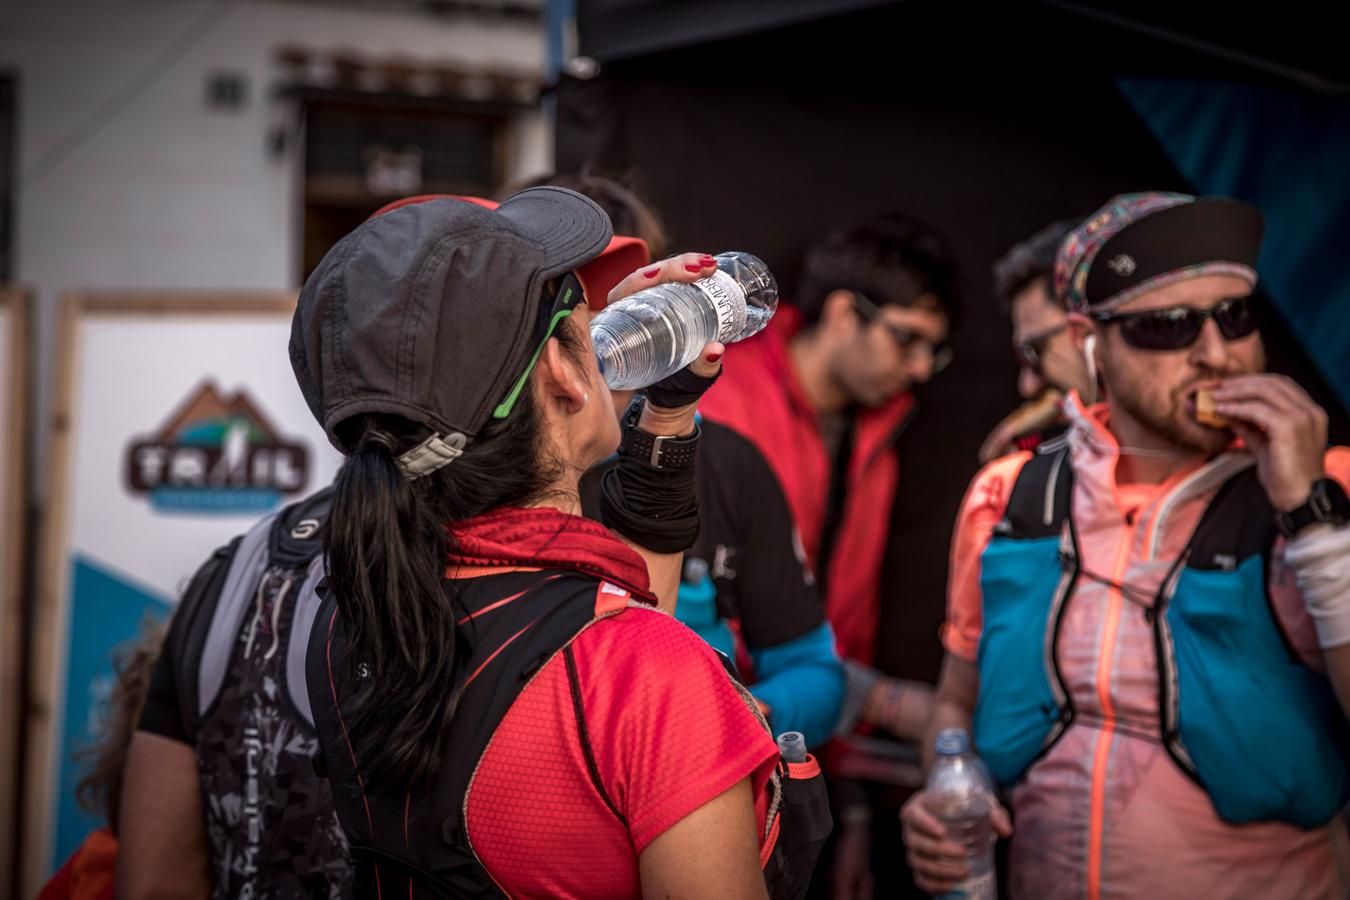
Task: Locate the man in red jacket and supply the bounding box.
[702,213,959,668]
[700,214,960,894]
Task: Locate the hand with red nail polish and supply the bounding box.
[607,252,727,307]
[692,342,726,381]
[640,340,726,436]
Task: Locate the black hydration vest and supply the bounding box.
[308,568,831,900]
[173,488,351,899]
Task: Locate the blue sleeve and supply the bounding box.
[748,623,846,750]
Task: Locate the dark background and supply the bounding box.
[557,6,1349,892]
[559,0,1350,686]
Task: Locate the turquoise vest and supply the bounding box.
[973,444,1349,828]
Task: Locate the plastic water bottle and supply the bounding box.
[677,557,736,661]
[591,251,778,390]
[777,731,808,763]
[925,729,996,900]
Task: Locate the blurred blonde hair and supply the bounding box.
[75,617,167,833]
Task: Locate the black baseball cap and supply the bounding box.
[290,186,613,473]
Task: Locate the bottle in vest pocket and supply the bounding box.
[925,729,996,900]
[776,731,807,763]
[764,730,831,900]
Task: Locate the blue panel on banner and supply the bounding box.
[1116,78,1350,413]
[51,555,172,876]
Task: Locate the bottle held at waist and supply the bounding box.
[926,728,996,900]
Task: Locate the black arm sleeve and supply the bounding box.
[695,421,825,649]
[136,540,238,745]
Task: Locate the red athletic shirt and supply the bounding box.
[466,605,780,898]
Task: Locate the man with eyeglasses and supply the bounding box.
[700,213,958,897]
[979,219,1094,462]
[903,192,1350,899]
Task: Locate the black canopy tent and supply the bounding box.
[556,3,1348,894]
[559,0,1346,672]
[575,0,1349,91]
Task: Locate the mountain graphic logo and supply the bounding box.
[124,380,310,514]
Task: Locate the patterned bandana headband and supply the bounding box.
[1054,192,1265,314]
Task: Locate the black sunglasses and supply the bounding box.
[852,292,954,374]
[1089,295,1258,352]
[1014,323,1068,373]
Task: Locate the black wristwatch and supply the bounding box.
[618,396,700,470]
[1275,478,1350,539]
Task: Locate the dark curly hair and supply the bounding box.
[992,218,1079,312]
[796,214,961,327]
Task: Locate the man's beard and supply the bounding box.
[1110,374,1232,456]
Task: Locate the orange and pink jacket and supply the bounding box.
[945,393,1350,900]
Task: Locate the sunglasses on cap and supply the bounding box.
[852,292,954,374]
[1088,295,1258,352]
[492,272,586,419]
[1014,323,1068,373]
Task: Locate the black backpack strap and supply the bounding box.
[312,570,619,900]
[173,536,243,742]
[420,575,613,894]
[1184,464,1276,572]
[305,587,344,778]
[1173,462,1295,657]
[563,643,626,824]
[268,486,334,567]
[271,487,333,729]
[996,440,1074,540]
[347,847,463,900]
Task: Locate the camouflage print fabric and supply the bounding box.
[194,565,351,900]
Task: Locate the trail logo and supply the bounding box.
[125,380,310,514]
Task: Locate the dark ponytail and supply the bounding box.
[325,311,590,790]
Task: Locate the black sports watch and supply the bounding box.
[1275,478,1350,539]
[618,396,701,470]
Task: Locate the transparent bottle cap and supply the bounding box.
[683,556,710,584]
[776,731,808,762]
[934,728,970,757]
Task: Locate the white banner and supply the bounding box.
[26,294,343,892]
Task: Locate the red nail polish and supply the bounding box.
[685,263,705,273]
[643,267,660,278]
[706,352,723,363]
[699,255,716,265]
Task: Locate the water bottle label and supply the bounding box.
[935,870,995,900]
[696,270,747,342]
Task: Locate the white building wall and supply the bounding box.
[0,0,552,481]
